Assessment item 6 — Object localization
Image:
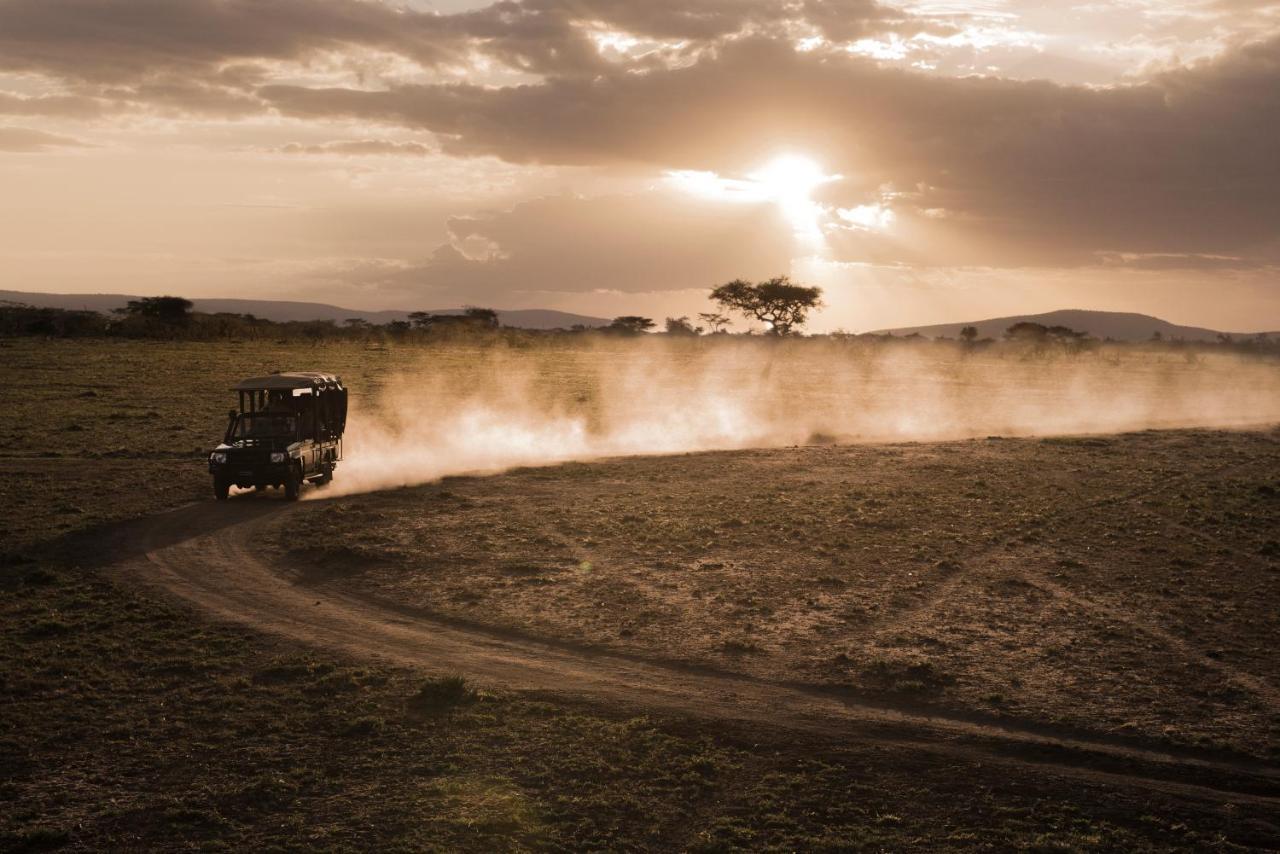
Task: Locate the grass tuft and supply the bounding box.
[408,674,477,716]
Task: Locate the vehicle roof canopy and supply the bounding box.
[234,371,344,391]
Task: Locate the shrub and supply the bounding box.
[408,674,477,715]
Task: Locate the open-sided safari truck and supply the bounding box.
[208,372,347,500]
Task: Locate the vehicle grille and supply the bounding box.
[227,448,271,465]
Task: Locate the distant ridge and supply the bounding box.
[875,309,1277,343]
[0,290,610,330]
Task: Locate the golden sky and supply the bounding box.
[1,0,1278,331]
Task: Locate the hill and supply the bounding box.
[0,290,610,330]
[875,309,1277,343]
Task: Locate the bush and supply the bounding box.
[407,674,477,715]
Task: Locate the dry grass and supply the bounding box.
[280,429,1280,757]
[2,338,1277,850]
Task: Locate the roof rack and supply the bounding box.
[233,371,343,392]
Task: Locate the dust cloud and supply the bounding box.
[317,338,1280,498]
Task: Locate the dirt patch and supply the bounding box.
[273,428,1280,758]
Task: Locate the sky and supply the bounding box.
[1,0,1278,332]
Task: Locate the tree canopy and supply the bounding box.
[409,307,500,331]
[118,296,193,323]
[709,277,822,335]
[463,306,500,328]
[664,316,700,336]
[698,312,730,334]
[607,316,655,334]
[1005,322,1087,342]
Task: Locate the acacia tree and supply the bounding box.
[698,311,730,334]
[463,306,500,328]
[607,315,655,334]
[709,276,822,335]
[664,316,701,336]
[118,295,193,323]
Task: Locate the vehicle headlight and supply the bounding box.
[270,452,287,463]
[210,452,227,464]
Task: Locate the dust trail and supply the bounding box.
[316,338,1280,498]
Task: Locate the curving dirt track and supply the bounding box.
[111,495,1280,811]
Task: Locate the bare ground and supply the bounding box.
[7,339,1280,849]
[252,428,1280,761]
[108,430,1280,818]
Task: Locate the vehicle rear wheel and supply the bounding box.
[213,477,230,501]
[284,464,301,501]
[315,462,334,487]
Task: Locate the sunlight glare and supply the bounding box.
[665,153,840,246]
[749,154,838,240]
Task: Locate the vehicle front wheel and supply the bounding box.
[213,477,230,501]
[284,464,301,501]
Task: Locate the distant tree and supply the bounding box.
[385,320,411,334]
[1006,321,1091,351]
[299,319,337,341]
[1046,325,1086,341]
[0,305,107,337]
[408,309,499,332]
[1005,321,1049,341]
[343,318,370,329]
[959,325,978,343]
[607,316,656,334]
[698,311,731,334]
[709,276,822,335]
[463,306,500,328]
[118,295,193,323]
[664,316,701,336]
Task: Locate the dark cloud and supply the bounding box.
[800,0,927,42]
[0,0,901,85]
[0,0,458,83]
[0,126,89,151]
[2,0,1276,269]
[264,35,1280,264]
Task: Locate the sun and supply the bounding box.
[749,154,828,196]
[664,152,840,243]
[748,154,837,239]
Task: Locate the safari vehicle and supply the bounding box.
[208,372,347,500]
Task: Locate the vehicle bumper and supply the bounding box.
[209,461,293,486]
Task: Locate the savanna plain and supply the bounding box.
[3,336,1280,851]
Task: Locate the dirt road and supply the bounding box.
[113,496,1280,810]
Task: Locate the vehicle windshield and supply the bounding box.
[231,413,297,440]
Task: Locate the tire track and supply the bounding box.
[116,499,1280,807]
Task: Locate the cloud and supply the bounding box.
[0,92,106,118]
[263,34,1280,265]
[0,0,909,89]
[1,0,1277,285]
[0,0,457,84]
[0,126,89,151]
[312,190,795,302]
[1094,252,1266,271]
[277,139,434,156]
